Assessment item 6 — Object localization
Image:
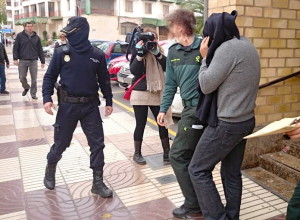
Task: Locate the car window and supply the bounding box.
[98,42,110,53]
[112,43,128,53]
[112,44,121,53]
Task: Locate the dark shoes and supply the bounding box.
[133,141,146,165]
[133,153,146,165]
[44,163,57,190]
[161,137,170,162]
[32,96,38,99]
[91,171,113,198]
[172,205,202,219]
[0,90,9,95]
[22,89,29,96]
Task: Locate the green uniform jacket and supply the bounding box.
[160,37,202,113]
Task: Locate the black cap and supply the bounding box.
[61,16,89,35]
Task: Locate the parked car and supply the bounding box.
[107,54,131,81]
[90,39,107,47]
[97,41,129,64]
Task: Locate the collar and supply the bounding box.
[176,36,201,50]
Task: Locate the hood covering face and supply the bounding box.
[61,16,92,53]
[203,10,240,66]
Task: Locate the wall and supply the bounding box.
[208,0,300,126]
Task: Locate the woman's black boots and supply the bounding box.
[133,141,146,165]
[161,137,170,162]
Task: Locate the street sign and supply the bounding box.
[1,29,13,33]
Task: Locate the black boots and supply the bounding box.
[91,171,113,198]
[133,141,146,165]
[44,163,57,190]
[161,137,170,162]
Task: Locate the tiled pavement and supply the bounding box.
[0,47,288,220]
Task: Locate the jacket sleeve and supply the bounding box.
[130,57,145,77]
[42,50,61,104]
[3,46,9,65]
[37,37,45,64]
[13,34,20,61]
[160,56,177,112]
[97,53,113,106]
[156,54,166,71]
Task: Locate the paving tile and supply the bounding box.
[26,200,79,220]
[0,108,12,116]
[0,124,15,137]
[0,180,25,215]
[0,135,16,143]
[0,100,11,105]
[13,109,40,129]
[15,127,45,141]
[74,194,131,219]
[25,185,72,208]
[0,210,26,220]
[128,197,176,220]
[17,138,48,148]
[18,145,65,192]
[0,157,21,182]
[116,182,165,207]
[0,141,18,159]
[267,214,286,220]
[0,104,12,109]
[104,160,139,176]
[106,169,149,190]
[0,115,14,125]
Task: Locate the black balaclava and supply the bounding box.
[61,16,92,53]
[203,10,240,66]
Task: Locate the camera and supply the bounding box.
[135,27,157,51]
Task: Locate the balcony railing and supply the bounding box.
[29,12,37,17]
[14,11,61,19]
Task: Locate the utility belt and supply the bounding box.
[182,98,199,108]
[54,83,98,105]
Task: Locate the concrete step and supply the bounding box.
[285,141,300,159]
[242,167,295,201]
[260,152,300,185]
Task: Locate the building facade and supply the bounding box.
[6,0,179,41]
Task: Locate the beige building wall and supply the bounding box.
[208,0,300,126]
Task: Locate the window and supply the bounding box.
[163,5,169,16]
[91,0,114,15]
[48,2,55,16]
[125,0,133,12]
[38,3,45,16]
[121,22,137,35]
[145,3,152,14]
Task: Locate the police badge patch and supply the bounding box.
[64,55,70,62]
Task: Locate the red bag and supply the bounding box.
[123,74,146,100]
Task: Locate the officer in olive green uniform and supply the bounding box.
[158,36,204,218]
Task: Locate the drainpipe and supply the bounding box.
[204,0,208,22]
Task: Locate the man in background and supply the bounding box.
[13,22,45,99]
[0,41,9,94]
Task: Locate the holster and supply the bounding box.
[54,83,67,105]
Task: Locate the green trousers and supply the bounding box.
[169,106,204,208]
[286,181,300,220]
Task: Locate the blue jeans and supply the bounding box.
[0,65,6,92]
[188,118,255,220]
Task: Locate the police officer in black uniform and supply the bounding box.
[42,17,113,198]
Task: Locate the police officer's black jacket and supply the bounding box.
[13,30,45,64]
[130,54,166,91]
[42,45,113,106]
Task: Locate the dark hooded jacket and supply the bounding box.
[42,17,113,105]
[13,30,45,64]
[195,10,240,127]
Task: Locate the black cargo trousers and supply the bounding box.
[47,100,105,171]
